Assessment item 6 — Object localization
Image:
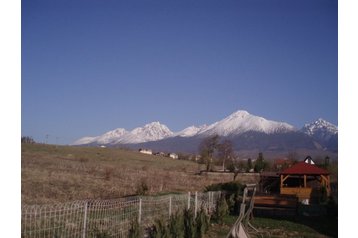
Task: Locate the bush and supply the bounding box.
[150,218,170,238]
[149,209,211,238]
[90,227,112,238]
[169,212,184,238]
[205,181,244,194]
[103,167,114,181]
[195,208,210,238]
[184,209,196,238]
[128,218,142,238]
[136,179,149,195]
[215,195,229,224]
[205,182,244,215]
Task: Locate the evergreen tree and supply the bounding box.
[246,158,253,172]
[254,152,268,172]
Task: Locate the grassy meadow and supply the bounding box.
[22,144,232,205]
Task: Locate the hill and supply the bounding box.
[21,144,233,205]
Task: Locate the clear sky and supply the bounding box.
[21,0,338,145]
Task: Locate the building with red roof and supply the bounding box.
[278,160,330,202]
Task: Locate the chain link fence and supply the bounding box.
[21,191,222,238]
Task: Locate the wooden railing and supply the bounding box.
[280,187,312,200]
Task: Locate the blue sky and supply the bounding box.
[22,0,338,145]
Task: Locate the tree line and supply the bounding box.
[21,136,36,144]
[198,135,269,173]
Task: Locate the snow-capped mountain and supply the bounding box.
[72,110,338,154]
[73,122,173,145]
[198,110,296,136]
[118,122,173,144]
[173,125,208,137]
[72,136,98,145]
[301,118,337,139]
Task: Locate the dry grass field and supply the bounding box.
[22,144,234,205]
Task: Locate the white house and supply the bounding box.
[169,153,178,159]
[139,149,152,155]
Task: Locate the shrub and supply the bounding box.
[103,167,114,181]
[169,212,184,238]
[195,208,210,238]
[90,226,112,238]
[205,181,244,194]
[205,182,244,215]
[148,218,170,238]
[136,179,149,195]
[128,218,142,238]
[326,196,338,217]
[183,209,196,238]
[215,195,229,224]
[149,209,210,238]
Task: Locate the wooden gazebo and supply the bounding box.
[279,161,330,201]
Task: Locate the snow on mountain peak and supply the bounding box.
[72,136,98,145]
[228,110,250,118]
[72,122,173,145]
[116,122,173,144]
[200,110,296,136]
[301,118,338,139]
[173,125,208,137]
[73,110,336,147]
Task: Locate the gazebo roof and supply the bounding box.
[279,161,329,175]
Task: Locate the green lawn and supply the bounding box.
[205,215,337,238]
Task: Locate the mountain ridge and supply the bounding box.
[72,110,337,153]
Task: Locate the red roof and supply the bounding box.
[279,161,329,175]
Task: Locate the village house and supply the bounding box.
[273,157,293,171]
[169,153,178,159]
[138,148,152,155]
[153,152,166,156]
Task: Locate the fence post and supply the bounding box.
[209,191,212,213]
[187,192,191,210]
[194,192,198,218]
[82,201,88,238]
[169,196,172,218]
[138,198,142,224]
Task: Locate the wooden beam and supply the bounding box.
[282,175,289,183]
[327,175,331,195]
[320,175,328,185]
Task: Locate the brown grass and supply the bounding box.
[22,144,234,205]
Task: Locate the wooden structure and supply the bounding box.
[279,161,330,201]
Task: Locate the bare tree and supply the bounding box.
[199,135,220,171]
[217,139,235,171]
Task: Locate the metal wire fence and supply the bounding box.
[21,191,222,238]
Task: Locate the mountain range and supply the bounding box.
[73,110,338,155]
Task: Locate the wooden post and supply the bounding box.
[187,192,191,210]
[194,192,198,218]
[280,175,283,188]
[327,175,331,192]
[169,196,172,218]
[304,175,307,188]
[82,201,88,238]
[138,198,142,224]
[209,192,213,212]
